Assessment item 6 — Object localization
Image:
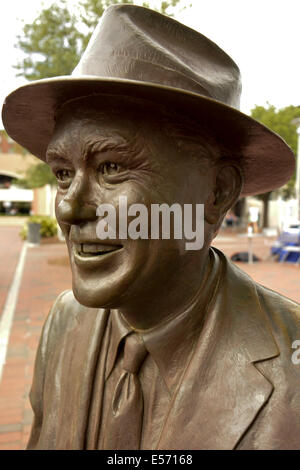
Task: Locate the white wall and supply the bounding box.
[269,198,298,230]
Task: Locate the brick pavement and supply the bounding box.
[0,227,23,319]
[0,229,299,449]
[0,240,71,449]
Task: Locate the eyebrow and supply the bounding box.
[86,136,136,157]
[46,141,70,164]
[46,134,147,166]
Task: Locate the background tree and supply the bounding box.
[250,104,300,227]
[15,0,186,81]
[14,163,57,189]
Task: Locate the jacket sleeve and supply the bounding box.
[26,291,70,450]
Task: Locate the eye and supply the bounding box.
[56,169,74,185]
[101,161,123,176]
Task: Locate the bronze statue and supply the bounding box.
[2,5,300,450]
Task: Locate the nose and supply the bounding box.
[56,174,98,225]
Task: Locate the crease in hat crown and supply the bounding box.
[1,3,295,197]
[73,4,242,109]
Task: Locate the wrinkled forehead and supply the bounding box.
[49,94,222,170]
[50,94,182,155]
[55,94,163,129]
[51,94,164,144]
[47,94,179,166]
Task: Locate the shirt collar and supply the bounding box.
[105,248,221,394]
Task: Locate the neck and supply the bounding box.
[118,247,212,330]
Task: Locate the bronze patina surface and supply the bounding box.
[2,5,300,449]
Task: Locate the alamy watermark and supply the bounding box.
[291,340,300,365]
[96,196,204,250]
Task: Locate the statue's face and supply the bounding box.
[46,100,216,312]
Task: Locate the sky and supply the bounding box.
[0,0,299,129]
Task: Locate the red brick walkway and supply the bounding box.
[0,227,23,318]
[0,229,299,449]
[0,241,71,449]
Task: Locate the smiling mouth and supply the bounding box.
[73,243,123,259]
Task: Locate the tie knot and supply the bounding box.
[122,334,147,374]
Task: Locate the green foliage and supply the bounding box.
[15,0,185,81]
[20,215,58,240]
[251,104,300,155]
[250,104,300,200]
[15,1,83,80]
[14,163,57,189]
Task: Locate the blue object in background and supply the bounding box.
[278,243,300,263]
[270,226,300,263]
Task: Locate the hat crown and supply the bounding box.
[73,4,242,109]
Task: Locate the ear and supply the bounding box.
[204,164,243,225]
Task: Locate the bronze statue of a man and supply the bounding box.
[2,5,300,450]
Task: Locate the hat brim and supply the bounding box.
[2,76,295,197]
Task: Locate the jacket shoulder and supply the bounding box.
[255,282,300,345]
[216,247,300,342]
[216,248,300,355]
[45,290,91,339]
[36,290,105,371]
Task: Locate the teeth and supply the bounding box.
[74,243,121,257]
[81,244,115,254]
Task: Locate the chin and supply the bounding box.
[71,262,140,309]
[72,282,123,309]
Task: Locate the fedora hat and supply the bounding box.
[1,4,295,196]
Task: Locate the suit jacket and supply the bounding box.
[27,248,300,450]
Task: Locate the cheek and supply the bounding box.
[55,191,71,236]
[55,189,67,218]
[188,167,215,205]
[55,191,62,219]
[101,181,155,213]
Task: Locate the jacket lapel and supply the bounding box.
[157,250,279,450]
[55,306,109,449]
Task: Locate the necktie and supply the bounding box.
[102,333,148,449]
